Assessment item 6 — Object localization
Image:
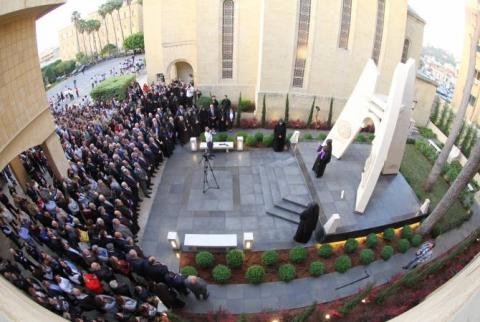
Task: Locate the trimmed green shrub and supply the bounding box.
[318,132,327,141]
[199,132,206,142]
[90,74,135,101]
[418,127,436,139]
[227,136,235,142]
[261,250,279,266]
[254,132,264,143]
[318,244,334,258]
[360,249,375,265]
[335,255,352,273]
[214,132,229,142]
[303,133,313,140]
[245,135,258,146]
[401,225,414,240]
[197,96,212,109]
[411,234,423,247]
[195,251,215,268]
[226,249,244,268]
[397,239,411,253]
[239,99,255,112]
[309,261,325,277]
[355,134,367,143]
[366,233,378,248]
[212,264,231,283]
[245,265,266,284]
[123,32,144,51]
[262,134,274,147]
[181,266,197,277]
[383,228,396,241]
[236,131,248,139]
[289,246,308,263]
[344,238,359,254]
[381,245,394,261]
[278,264,296,282]
[367,134,375,143]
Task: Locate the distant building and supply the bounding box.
[58,1,143,61]
[39,47,60,67]
[144,0,433,126]
[452,0,480,123]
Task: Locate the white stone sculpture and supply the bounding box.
[419,198,431,215]
[290,130,300,150]
[326,59,416,213]
[323,213,341,235]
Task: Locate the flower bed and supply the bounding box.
[179,225,419,284]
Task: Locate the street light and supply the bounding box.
[167,231,180,250]
[243,232,254,250]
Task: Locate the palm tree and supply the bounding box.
[418,139,480,234]
[105,1,119,49]
[71,11,82,54]
[98,4,110,50]
[111,0,125,46]
[84,20,96,57]
[125,0,133,35]
[91,19,102,55]
[424,4,480,192]
[78,20,89,56]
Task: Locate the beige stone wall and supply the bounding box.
[0,8,65,172]
[413,76,437,127]
[144,0,424,123]
[59,2,143,60]
[405,12,425,71]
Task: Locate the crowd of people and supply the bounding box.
[0,76,220,321]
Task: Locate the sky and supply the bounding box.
[36,0,467,60]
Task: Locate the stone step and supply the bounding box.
[274,199,306,214]
[282,196,311,208]
[258,165,273,208]
[266,207,300,224]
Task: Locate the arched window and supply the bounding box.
[372,0,385,64]
[338,0,352,49]
[222,0,234,79]
[401,38,410,63]
[292,0,312,88]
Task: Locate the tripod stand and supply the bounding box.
[201,152,220,193]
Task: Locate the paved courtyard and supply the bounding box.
[140,144,314,268]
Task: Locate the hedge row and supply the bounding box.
[90,74,135,102]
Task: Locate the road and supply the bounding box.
[46,54,145,104]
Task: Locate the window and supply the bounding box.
[292,0,312,87]
[401,38,410,63]
[475,69,480,81]
[338,0,352,49]
[222,0,234,79]
[372,0,385,64]
[469,94,477,106]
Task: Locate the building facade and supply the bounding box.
[452,0,480,124]
[144,0,431,124]
[0,0,69,318]
[59,1,143,61]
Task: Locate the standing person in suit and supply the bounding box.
[208,104,218,130]
[312,139,332,178]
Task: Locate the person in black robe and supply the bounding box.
[312,139,332,178]
[272,119,287,152]
[293,203,320,243]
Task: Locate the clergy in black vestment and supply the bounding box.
[312,139,332,178]
[293,202,320,243]
[272,119,287,152]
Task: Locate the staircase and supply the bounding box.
[259,156,312,224]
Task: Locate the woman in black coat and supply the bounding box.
[312,139,332,178]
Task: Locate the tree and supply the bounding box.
[105,1,119,49]
[125,0,133,35]
[455,123,467,146]
[84,20,97,57]
[437,103,449,130]
[423,8,480,192]
[101,44,118,57]
[236,93,242,127]
[306,97,315,127]
[261,94,267,128]
[430,97,440,124]
[284,94,290,124]
[78,20,89,57]
[71,11,82,54]
[444,108,455,135]
[418,138,480,235]
[98,5,110,48]
[465,126,478,157]
[123,32,144,52]
[461,124,474,154]
[91,19,102,55]
[327,97,334,128]
[110,0,125,46]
